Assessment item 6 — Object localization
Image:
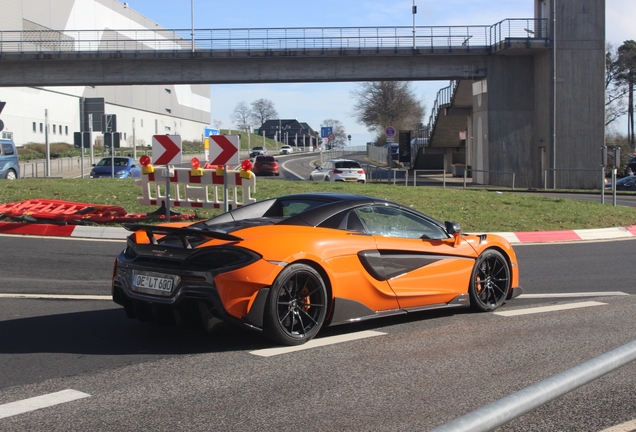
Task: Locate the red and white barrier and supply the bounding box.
[136,167,256,210]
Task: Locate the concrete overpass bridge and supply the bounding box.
[0,19,546,87]
[0,0,606,189]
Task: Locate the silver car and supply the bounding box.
[309,159,366,183]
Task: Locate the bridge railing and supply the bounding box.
[0,19,548,54]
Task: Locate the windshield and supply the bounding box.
[96,158,129,167]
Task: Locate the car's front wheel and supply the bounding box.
[264,263,328,345]
[5,169,17,180]
[469,249,511,311]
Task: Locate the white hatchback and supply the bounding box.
[309,159,366,183]
[280,145,293,154]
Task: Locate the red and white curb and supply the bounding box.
[2,221,636,244]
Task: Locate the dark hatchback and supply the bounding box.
[90,157,141,178]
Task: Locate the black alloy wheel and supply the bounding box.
[264,263,328,345]
[469,249,511,312]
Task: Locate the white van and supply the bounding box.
[0,139,20,179]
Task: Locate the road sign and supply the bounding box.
[328,132,336,141]
[209,135,239,165]
[152,135,182,165]
[205,128,220,137]
[385,126,396,138]
[321,127,333,138]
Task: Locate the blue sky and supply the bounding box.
[123,0,634,144]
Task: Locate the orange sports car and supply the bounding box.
[112,193,522,345]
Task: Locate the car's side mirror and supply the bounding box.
[445,221,462,247]
[445,221,461,234]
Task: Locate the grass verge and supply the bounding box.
[2,178,636,232]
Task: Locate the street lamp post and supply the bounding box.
[412,1,417,49]
[191,0,195,53]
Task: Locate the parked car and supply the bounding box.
[279,145,293,155]
[112,193,522,346]
[309,159,366,183]
[249,146,267,158]
[252,155,279,176]
[90,157,141,178]
[0,138,20,180]
[605,175,636,191]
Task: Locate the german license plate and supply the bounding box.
[132,271,175,296]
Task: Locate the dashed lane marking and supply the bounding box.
[599,419,636,432]
[250,330,387,357]
[494,301,607,317]
[0,389,90,420]
[0,293,111,300]
[518,291,629,299]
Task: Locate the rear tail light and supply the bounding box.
[358,170,365,174]
[332,169,343,174]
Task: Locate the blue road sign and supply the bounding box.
[321,127,333,138]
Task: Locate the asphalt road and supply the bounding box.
[1,235,635,431]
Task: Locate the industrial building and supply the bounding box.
[0,0,210,147]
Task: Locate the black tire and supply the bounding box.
[264,263,328,345]
[469,249,511,312]
[324,176,330,182]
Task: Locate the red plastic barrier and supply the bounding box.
[0,199,195,225]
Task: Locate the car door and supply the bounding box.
[354,205,478,309]
[313,161,330,181]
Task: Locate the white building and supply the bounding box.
[0,0,210,147]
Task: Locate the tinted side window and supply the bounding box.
[1,143,15,156]
[354,205,447,239]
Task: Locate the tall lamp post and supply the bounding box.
[191,0,195,53]
[412,1,417,49]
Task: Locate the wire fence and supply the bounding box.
[0,19,548,54]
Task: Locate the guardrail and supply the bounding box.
[412,169,448,188]
[464,168,516,190]
[432,338,636,431]
[0,19,548,55]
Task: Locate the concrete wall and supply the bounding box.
[470,0,605,189]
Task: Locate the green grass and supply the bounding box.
[2,178,636,232]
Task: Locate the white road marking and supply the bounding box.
[518,292,629,299]
[599,419,636,432]
[0,389,90,420]
[0,293,111,300]
[494,301,607,317]
[283,155,320,180]
[250,330,387,357]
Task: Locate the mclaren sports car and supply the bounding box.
[112,193,522,346]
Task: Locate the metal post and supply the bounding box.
[133,117,137,161]
[613,168,617,207]
[223,164,229,213]
[44,109,50,177]
[601,166,605,205]
[412,0,417,49]
[165,168,171,221]
[512,173,515,191]
[191,0,195,53]
[89,113,94,166]
[463,167,467,189]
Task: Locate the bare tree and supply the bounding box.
[606,43,628,128]
[350,81,425,143]
[250,99,278,127]
[321,119,347,149]
[211,118,223,129]
[231,101,252,132]
[617,40,636,149]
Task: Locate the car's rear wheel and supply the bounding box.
[469,249,510,311]
[5,169,17,180]
[264,263,328,345]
